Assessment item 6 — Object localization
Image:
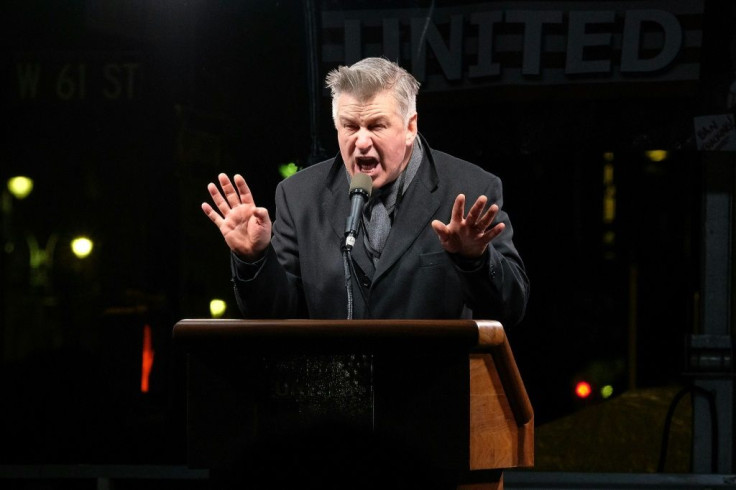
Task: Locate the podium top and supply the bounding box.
[173,318,508,350]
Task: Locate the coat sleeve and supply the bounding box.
[230,182,308,318]
[451,175,529,327]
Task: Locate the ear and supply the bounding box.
[405,113,418,145]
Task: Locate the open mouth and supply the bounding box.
[356,157,379,173]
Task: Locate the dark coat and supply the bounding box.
[232,137,529,327]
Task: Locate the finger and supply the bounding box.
[450,194,466,224]
[482,222,505,242]
[218,173,242,209]
[207,181,230,214]
[201,202,223,227]
[476,203,499,230]
[465,195,489,225]
[208,181,233,217]
[234,174,256,206]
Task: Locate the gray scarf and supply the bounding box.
[362,138,423,265]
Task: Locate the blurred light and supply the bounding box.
[603,152,614,162]
[645,150,668,162]
[601,384,614,399]
[141,324,155,393]
[603,194,616,223]
[603,163,614,185]
[7,176,34,199]
[575,381,592,399]
[279,162,300,179]
[210,299,227,318]
[602,163,616,224]
[71,236,94,258]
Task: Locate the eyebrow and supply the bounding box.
[338,114,389,125]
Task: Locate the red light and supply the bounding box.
[141,324,155,393]
[575,381,592,399]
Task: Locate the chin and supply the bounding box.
[354,169,380,182]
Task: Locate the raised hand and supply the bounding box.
[431,194,505,259]
[201,173,272,261]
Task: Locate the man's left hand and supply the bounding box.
[431,194,505,259]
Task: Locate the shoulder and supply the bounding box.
[277,157,338,193]
[428,147,502,190]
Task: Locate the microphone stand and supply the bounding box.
[342,245,355,319]
[343,226,370,320]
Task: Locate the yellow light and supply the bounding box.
[71,237,94,258]
[601,385,614,399]
[645,150,668,162]
[7,176,34,199]
[603,192,616,223]
[210,299,227,318]
[603,152,614,162]
[602,163,616,223]
[603,163,614,185]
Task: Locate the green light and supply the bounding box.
[279,162,300,179]
[7,176,34,199]
[71,236,94,259]
[210,299,227,318]
[601,385,614,399]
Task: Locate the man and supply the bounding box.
[202,57,528,326]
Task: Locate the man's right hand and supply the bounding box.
[202,173,272,261]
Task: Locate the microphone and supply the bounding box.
[344,173,372,250]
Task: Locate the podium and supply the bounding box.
[173,319,533,489]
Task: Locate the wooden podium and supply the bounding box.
[173,319,533,489]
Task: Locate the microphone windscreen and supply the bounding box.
[349,173,373,197]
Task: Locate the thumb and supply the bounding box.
[252,207,270,223]
[431,219,448,239]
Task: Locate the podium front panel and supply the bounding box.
[186,347,469,471]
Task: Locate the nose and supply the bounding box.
[355,128,372,152]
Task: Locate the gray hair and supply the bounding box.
[325,57,420,125]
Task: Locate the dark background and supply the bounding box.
[1,0,734,467]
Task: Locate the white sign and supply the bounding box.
[694,114,736,151]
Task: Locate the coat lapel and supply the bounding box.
[323,137,441,287]
[373,144,440,283]
[324,156,374,278]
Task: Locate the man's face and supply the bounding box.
[335,90,418,189]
